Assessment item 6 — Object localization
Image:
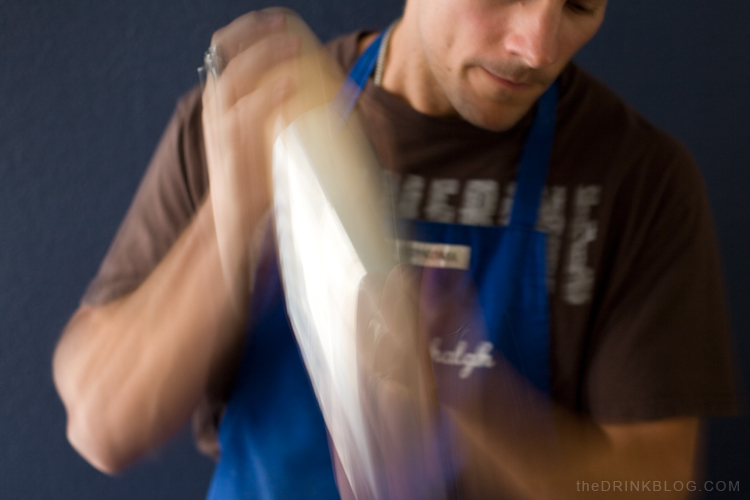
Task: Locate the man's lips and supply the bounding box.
[480,66,533,90]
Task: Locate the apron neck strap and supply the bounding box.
[508,83,558,230]
[335,31,385,120]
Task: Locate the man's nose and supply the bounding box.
[503,1,561,69]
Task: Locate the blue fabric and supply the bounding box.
[206,28,557,498]
[510,84,557,229]
[206,234,340,500]
[334,31,384,122]
[399,222,550,393]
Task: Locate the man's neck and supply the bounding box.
[371,12,459,118]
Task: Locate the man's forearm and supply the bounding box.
[444,369,698,500]
[53,196,249,473]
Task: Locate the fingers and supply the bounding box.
[369,266,416,381]
[203,9,303,114]
[381,266,425,367]
[358,267,449,499]
[380,265,420,339]
[205,74,294,221]
[217,33,301,112]
[365,266,439,409]
[210,9,287,62]
[217,75,295,179]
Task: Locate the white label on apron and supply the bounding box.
[397,240,472,270]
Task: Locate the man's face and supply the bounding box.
[412,0,607,131]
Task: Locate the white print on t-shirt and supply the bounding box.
[425,179,461,222]
[397,174,425,218]
[539,186,568,290]
[430,338,496,378]
[565,186,600,305]
[458,179,500,226]
[385,173,601,306]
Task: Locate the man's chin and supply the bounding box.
[449,69,548,131]
[454,98,535,132]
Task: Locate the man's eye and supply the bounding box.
[565,1,595,15]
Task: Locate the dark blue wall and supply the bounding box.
[0,1,747,498]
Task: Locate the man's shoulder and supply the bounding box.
[560,63,690,160]
[324,30,374,74]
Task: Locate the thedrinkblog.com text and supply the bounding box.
[576,480,739,493]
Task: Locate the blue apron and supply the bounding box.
[205,31,557,500]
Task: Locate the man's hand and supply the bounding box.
[351,265,699,499]
[351,267,449,500]
[201,9,300,310]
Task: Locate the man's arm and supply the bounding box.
[362,268,701,500]
[451,401,698,499]
[53,10,301,473]
[53,198,245,473]
[429,136,725,498]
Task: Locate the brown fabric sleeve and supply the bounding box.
[82,87,208,305]
[584,137,737,422]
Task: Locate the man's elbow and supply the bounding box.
[56,358,136,474]
[65,410,133,475]
[53,305,139,474]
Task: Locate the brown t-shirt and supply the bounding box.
[83,31,737,455]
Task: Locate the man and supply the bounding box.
[53,1,735,498]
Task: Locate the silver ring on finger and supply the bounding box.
[204,45,225,78]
